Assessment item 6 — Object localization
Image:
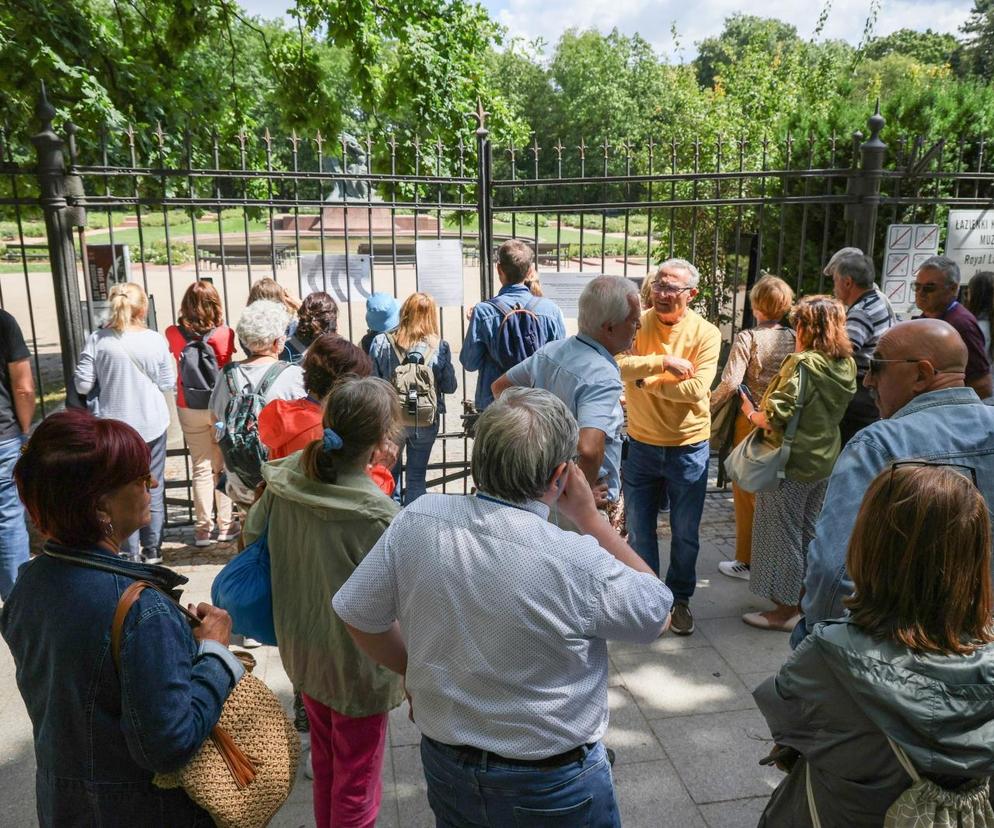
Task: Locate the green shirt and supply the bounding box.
[244,452,404,717]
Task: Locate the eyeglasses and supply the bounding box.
[867,355,965,376]
[886,460,978,497]
[650,282,692,296]
[911,283,941,295]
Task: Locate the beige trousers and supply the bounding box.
[177,406,234,535]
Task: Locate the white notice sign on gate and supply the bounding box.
[946,209,994,284]
[881,223,940,316]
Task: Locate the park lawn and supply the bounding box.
[83,215,270,248]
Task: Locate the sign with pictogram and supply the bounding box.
[882,223,940,316]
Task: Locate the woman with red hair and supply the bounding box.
[1,410,242,827]
[166,281,238,547]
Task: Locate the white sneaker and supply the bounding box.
[718,560,750,580]
[241,637,263,649]
[303,748,314,780]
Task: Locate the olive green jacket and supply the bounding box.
[244,453,404,717]
[760,350,857,481]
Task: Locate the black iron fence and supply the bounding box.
[3,87,993,524]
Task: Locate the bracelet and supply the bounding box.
[747,411,757,425]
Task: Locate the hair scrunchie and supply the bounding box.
[322,428,343,452]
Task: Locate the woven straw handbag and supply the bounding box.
[111,581,300,828]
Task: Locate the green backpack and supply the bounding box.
[217,361,289,489]
[387,334,437,431]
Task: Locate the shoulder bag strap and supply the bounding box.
[885,736,920,782]
[223,361,243,395]
[111,581,152,672]
[806,762,824,828]
[780,362,808,449]
[117,334,157,386]
[255,360,289,396]
[385,332,407,365]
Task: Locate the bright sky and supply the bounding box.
[238,0,975,59]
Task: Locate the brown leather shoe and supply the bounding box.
[670,602,695,636]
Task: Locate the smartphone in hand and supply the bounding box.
[738,384,757,405]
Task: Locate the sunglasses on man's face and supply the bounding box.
[911,283,942,295]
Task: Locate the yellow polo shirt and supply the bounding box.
[617,308,721,446]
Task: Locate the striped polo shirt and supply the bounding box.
[846,288,897,377]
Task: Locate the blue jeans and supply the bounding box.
[0,435,29,600]
[121,431,167,560]
[420,737,620,828]
[622,438,709,601]
[393,422,439,505]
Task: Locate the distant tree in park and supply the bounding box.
[863,28,959,65]
[959,0,994,80]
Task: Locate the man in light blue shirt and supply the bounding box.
[460,239,566,410]
[491,275,641,505]
[333,388,671,827]
[796,318,994,646]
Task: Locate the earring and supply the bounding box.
[103,521,114,538]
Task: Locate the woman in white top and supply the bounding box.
[74,283,175,563]
[209,300,305,508]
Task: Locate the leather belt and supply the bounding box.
[427,736,592,769]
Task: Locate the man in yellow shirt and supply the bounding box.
[617,259,721,635]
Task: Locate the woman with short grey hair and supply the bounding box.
[210,300,306,507]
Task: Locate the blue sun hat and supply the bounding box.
[365,292,400,333]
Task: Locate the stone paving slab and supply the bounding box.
[0,489,795,827]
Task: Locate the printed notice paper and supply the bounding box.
[416,239,464,307]
[298,254,373,302]
[540,272,602,318]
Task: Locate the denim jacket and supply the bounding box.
[0,543,243,827]
[459,284,566,410]
[801,387,994,633]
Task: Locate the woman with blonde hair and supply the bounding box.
[244,376,403,828]
[739,295,856,631]
[370,292,457,503]
[165,281,238,547]
[73,282,175,563]
[755,464,994,826]
[711,275,796,580]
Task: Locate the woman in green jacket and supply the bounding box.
[244,376,403,828]
[755,464,994,826]
[739,295,856,631]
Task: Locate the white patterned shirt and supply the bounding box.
[333,492,672,759]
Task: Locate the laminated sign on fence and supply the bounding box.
[882,224,940,316]
[298,254,373,302]
[946,210,994,284]
[415,239,464,307]
[539,272,602,319]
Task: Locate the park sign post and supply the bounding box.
[946,210,994,284]
[881,223,940,317]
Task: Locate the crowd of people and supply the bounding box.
[1,240,994,827]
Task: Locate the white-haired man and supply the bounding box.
[333,388,672,827]
[617,259,722,636]
[491,275,641,509]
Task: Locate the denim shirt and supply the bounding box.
[802,387,994,630]
[505,334,624,500]
[369,334,459,416]
[0,544,243,827]
[460,284,566,410]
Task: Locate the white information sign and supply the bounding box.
[539,272,602,319]
[881,223,940,316]
[297,254,372,302]
[415,239,464,307]
[946,209,994,284]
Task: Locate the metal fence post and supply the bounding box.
[849,103,887,258]
[31,84,85,394]
[473,100,493,300]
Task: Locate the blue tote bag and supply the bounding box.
[210,525,277,646]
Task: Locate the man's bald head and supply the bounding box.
[866,319,967,418]
[878,319,968,373]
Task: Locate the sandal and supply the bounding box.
[742,611,801,632]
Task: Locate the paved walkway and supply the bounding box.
[0,489,793,827]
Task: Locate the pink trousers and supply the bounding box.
[301,694,388,828]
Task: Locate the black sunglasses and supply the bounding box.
[867,355,965,377]
[886,460,978,497]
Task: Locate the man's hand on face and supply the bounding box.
[661,355,696,380]
[556,462,599,527]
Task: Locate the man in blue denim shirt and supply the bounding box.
[796,318,994,646]
[460,240,566,410]
[491,275,640,506]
